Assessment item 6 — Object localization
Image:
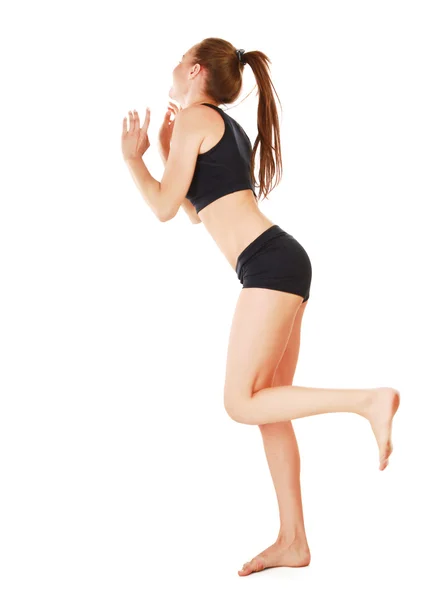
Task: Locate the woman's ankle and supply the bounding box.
[276,529,309,548]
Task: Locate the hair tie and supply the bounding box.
[236,49,246,65]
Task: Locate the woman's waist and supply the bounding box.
[199,196,276,271]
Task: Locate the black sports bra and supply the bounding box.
[185,103,257,214]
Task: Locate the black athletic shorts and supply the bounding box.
[235,224,312,303]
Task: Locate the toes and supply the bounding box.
[379,438,393,466]
[380,442,393,466]
[379,457,389,470]
[249,558,265,572]
[239,558,265,575]
[253,557,266,571]
[239,562,250,573]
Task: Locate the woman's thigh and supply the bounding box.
[272,299,308,387]
[223,287,303,411]
[258,299,308,435]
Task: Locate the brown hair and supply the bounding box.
[190,37,283,203]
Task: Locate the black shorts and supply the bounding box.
[235,224,312,303]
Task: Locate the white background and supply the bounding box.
[1,1,434,598]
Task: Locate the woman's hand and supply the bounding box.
[158,101,182,156]
[121,108,150,162]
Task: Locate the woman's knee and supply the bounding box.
[224,389,258,424]
[224,389,247,422]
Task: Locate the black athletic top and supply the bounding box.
[185,103,257,214]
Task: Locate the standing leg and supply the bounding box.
[239,301,311,576]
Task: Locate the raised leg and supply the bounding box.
[224,288,400,471]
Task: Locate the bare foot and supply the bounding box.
[365,387,400,470]
[238,538,311,576]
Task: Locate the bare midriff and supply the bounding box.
[197,190,276,272]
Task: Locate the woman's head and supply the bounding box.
[169,37,283,203]
[170,40,246,106]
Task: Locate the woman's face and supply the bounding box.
[169,50,195,102]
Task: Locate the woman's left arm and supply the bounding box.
[124,157,166,220]
[122,107,204,222]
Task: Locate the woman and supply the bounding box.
[121,37,400,576]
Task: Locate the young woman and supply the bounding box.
[121,37,400,577]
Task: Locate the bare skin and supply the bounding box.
[239,536,311,576]
[238,302,311,576]
[238,387,399,576]
[167,45,400,576]
[366,387,400,470]
[223,292,400,576]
